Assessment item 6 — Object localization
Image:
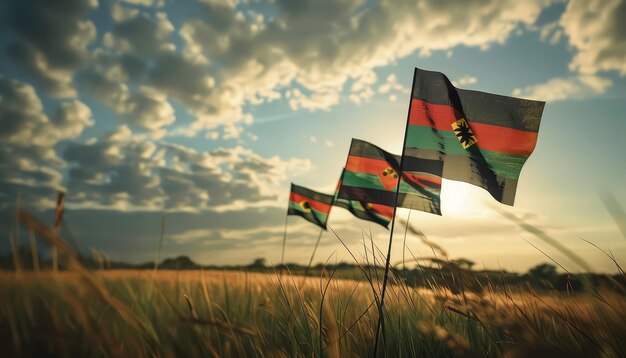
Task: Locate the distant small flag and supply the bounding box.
[338,139,443,215]
[403,68,545,205]
[333,168,394,229]
[288,184,334,229]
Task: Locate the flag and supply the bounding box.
[403,68,545,205]
[334,168,394,228]
[338,138,443,215]
[288,184,334,229]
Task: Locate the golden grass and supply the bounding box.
[3,208,625,356]
[1,269,625,357]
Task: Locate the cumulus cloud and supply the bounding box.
[3,0,98,97]
[378,74,404,94]
[105,4,176,57]
[0,0,567,213]
[61,126,312,211]
[512,74,612,102]
[0,77,94,150]
[75,50,175,131]
[539,21,563,45]
[0,76,94,208]
[452,75,478,87]
[378,73,409,102]
[119,0,165,7]
[560,0,626,75]
[348,71,377,105]
[515,0,626,103]
[169,0,552,129]
[4,0,556,135]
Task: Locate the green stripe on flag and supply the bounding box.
[342,170,440,199]
[406,125,529,179]
[288,201,329,223]
[342,170,387,191]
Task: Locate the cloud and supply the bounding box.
[452,75,478,87]
[4,0,554,135]
[61,127,312,211]
[75,50,176,131]
[0,76,94,149]
[105,4,176,57]
[348,70,377,105]
[169,0,552,129]
[0,0,559,213]
[539,21,563,45]
[378,73,409,102]
[3,0,98,97]
[119,0,165,7]
[378,74,405,94]
[2,0,555,135]
[512,74,612,102]
[0,76,94,208]
[560,0,626,75]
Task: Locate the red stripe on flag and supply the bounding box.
[346,156,390,175]
[345,155,398,191]
[409,99,461,129]
[369,203,393,219]
[471,123,538,156]
[405,173,442,189]
[289,192,332,213]
[408,99,538,156]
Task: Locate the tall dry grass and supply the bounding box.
[1,268,625,357]
[1,208,625,357]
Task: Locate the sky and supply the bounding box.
[0,0,625,272]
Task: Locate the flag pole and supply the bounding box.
[280,214,289,266]
[280,191,291,266]
[304,228,324,277]
[305,174,340,277]
[373,68,418,356]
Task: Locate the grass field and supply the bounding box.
[1,267,625,357]
[2,210,626,357]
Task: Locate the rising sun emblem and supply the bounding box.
[299,201,311,211]
[382,167,398,179]
[451,118,478,149]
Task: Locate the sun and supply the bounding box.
[440,179,489,216]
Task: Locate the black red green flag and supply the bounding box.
[333,168,394,229]
[288,184,334,229]
[338,139,443,215]
[403,68,545,205]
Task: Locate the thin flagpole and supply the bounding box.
[373,68,418,356]
[280,192,291,266]
[304,228,324,277]
[402,206,413,279]
[305,173,341,277]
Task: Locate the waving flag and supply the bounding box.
[333,169,394,228]
[288,184,334,229]
[338,139,443,215]
[403,68,545,205]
